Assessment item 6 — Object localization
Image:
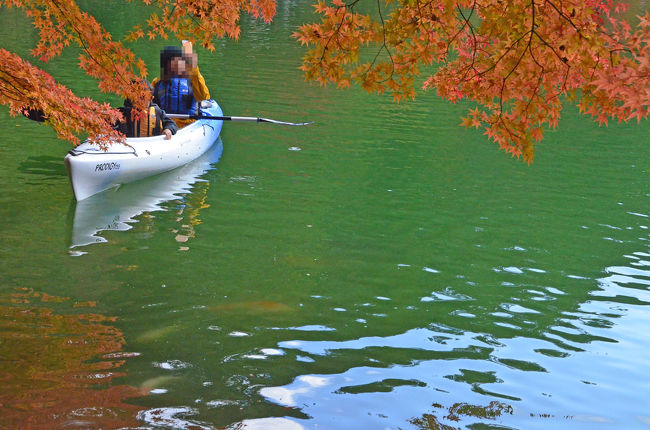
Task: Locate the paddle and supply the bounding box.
[167,113,314,126]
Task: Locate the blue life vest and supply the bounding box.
[153,77,197,115]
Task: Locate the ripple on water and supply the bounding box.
[493,322,522,330]
[205,399,242,408]
[138,407,210,429]
[242,348,286,360]
[229,331,251,337]
[501,267,524,274]
[450,310,476,318]
[490,312,513,319]
[237,417,305,429]
[421,287,473,302]
[273,325,336,332]
[546,287,567,295]
[153,360,191,370]
[501,304,541,314]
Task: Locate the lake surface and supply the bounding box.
[1,2,649,429]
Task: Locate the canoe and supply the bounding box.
[64,99,223,200]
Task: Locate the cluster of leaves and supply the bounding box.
[295,0,649,162]
[1,0,646,159]
[126,0,276,47]
[0,0,277,146]
[1,48,124,146]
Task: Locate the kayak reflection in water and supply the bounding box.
[68,139,222,251]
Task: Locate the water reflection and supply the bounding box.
[137,406,213,429]
[256,245,650,428]
[68,139,223,252]
[0,288,142,428]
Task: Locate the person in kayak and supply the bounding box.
[112,79,178,139]
[116,98,178,139]
[151,42,210,127]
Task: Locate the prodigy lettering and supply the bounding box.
[95,162,120,172]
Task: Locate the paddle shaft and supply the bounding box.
[167,113,313,126]
[172,115,260,122]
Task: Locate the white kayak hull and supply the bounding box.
[65,100,223,200]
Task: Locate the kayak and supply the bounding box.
[64,99,223,201]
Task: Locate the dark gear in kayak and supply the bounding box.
[116,99,178,138]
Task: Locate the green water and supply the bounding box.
[1,2,649,429]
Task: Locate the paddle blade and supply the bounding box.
[257,118,314,126]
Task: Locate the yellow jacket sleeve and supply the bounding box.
[191,67,210,101]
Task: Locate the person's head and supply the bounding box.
[160,46,184,80]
